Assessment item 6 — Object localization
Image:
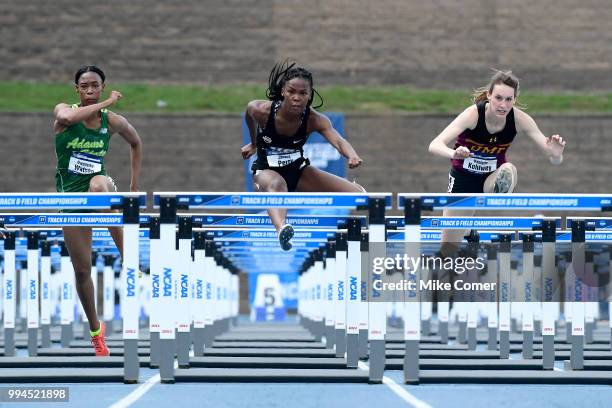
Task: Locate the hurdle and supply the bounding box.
[0,193,145,383]
[151,192,390,383]
[394,193,612,384]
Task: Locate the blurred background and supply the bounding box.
[0,0,611,195]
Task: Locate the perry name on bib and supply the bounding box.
[462,155,497,174]
[68,152,103,175]
[265,147,302,168]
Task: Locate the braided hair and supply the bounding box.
[266,60,323,109]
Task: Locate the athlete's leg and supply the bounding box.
[296,166,365,192]
[483,162,518,193]
[89,175,124,259]
[63,226,99,331]
[253,170,289,232]
[440,208,476,257]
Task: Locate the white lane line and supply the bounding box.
[107,373,161,408]
[108,351,190,408]
[358,362,433,408]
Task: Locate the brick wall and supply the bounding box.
[1,0,610,89]
[1,112,609,194]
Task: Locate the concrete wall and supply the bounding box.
[1,0,610,89]
[1,112,609,194]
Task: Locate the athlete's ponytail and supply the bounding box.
[266,60,323,109]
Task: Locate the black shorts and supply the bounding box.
[447,168,490,193]
[252,158,310,192]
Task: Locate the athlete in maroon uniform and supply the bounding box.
[429,70,566,254]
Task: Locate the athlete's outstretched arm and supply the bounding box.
[313,111,363,169]
[108,112,142,192]
[428,106,478,160]
[515,109,566,165]
[242,100,266,160]
[54,91,122,127]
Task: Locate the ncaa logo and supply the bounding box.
[237,217,244,225]
[39,216,46,224]
[100,127,108,134]
[439,197,448,205]
[231,196,240,205]
[194,196,203,204]
[431,219,439,227]
[263,136,272,144]
[476,197,485,206]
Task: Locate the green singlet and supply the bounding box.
[55,104,111,193]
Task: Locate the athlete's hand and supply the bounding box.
[348,155,363,169]
[547,134,566,158]
[452,146,472,160]
[241,143,256,160]
[0,227,7,239]
[106,90,123,106]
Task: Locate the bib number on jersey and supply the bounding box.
[463,155,497,174]
[265,148,301,167]
[68,152,102,175]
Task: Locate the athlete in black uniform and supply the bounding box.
[242,61,364,250]
[429,69,566,255]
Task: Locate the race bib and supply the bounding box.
[68,152,102,175]
[266,147,301,167]
[463,156,497,174]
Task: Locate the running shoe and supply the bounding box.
[494,167,514,193]
[278,224,294,251]
[91,321,110,357]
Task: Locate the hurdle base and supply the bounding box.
[105,320,115,335]
[27,327,38,357]
[203,325,214,348]
[511,318,518,334]
[82,322,90,341]
[542,335,555,370]
[585,322,594,344]
[534,320,542,337]
[177,331,191,368]
[193,327,205,357]
[335,329,346,357]
[421,320,430,337]
[358,329,368,360]
[346,333,359,368]
[160,338,176,383]
[487,327,497,350]
[439,321,449,344]
[61,324,73,347]
[457,322,467,344]
[403,340,419,384]
[41,324,51,348]
[368,340,385,384]
[4,328,15,357]
[499,331,510,359]
[522,330,533,359]
[325,325,335,349]
[124,339,140,384]
[570,335,584,370]
[313,320,324,342]
[566,322,572,343]
[467,327,477,350]
[150,332,161,368]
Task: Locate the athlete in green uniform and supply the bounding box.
[53,65,142,356]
